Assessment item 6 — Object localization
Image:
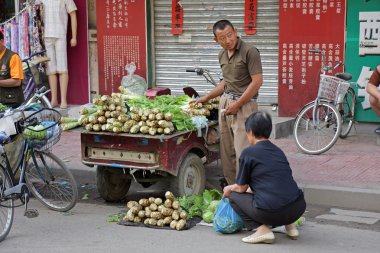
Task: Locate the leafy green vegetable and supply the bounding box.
[188,205,203,218]
[107,213,124,223]
[0,103,8,112]
[202,211,214,223]
[178,189,222,221]
[126,95,196,131]
[208,200,220,213]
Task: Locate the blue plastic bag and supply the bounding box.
[213,198,244,234]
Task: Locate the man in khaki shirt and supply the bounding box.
[197,20,263,184]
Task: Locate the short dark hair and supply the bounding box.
[245,111,272,139]
[213,20,234,36]
[0,31,3,41]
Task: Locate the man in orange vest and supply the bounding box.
[0,31,24,107]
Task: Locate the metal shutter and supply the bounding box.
[153,0,279,104]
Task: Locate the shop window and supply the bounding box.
[0,0,29,23]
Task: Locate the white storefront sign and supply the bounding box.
[359,12,380,55]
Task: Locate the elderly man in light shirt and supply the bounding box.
[39,0,78,109]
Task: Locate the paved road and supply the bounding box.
[1,169,379,253]
[0,128,380,253]
[1,198,379,253]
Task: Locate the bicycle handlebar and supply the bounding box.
[309,49,344,72]
[308,49,321,54]
[22,50,47,63]
[186,68,204,75]
[186,67,219,86]
[38,86,47,94]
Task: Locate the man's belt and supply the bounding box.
[223,92,257,102]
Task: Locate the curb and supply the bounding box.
[301,184,380,212]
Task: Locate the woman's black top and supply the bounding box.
[236,140,303,210]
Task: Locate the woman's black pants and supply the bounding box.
[229,192,306,230]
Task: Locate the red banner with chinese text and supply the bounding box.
[244,0,257,35]
[278,0,346,117]
[96,0,147,95]
[171,0,183,35]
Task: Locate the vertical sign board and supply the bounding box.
[345,0,380,122]
[244,0,257,35]
[96,0,147,95]
[278,0,346,117]
[171,0,183,35]
[67,0,89,104]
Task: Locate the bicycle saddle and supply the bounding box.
[335,73,352,81]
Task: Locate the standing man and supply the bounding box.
[197,20,263,184]
[366,65,380,134]
[0,31,24,107]
[40,0,78,109]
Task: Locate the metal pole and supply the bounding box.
[15,0,20,14]
[15,0,20,21]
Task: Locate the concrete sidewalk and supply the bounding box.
[54,119,380,212]
[273,122,380,212]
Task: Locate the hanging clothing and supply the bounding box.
[10,20,18,54]
[18,11,30,60]
[5,22,11,49]
[30,3,45,54]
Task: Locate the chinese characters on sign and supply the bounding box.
[359,12,380,55]
[97,0,147,95]
[281,0,343,21]
[103,36,140,88]
[278,0,346,117]
[244,0,257,35]
[172,0,183,35]
[280,42,342,90]
[105,0,130,29]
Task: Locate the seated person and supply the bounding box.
[366,65,380,134]
[0,31,24,107]
[223,110,306,244]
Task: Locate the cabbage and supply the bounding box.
[202,211,214,223]
[208,200,220,213]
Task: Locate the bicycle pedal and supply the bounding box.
[24,209,39,218]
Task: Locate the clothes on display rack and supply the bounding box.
[0,3,45,60]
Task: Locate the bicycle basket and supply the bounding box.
[318,74,350,103]
[19,108,61,151]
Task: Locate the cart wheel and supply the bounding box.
[171,153,205,196]
[96,166,131,202]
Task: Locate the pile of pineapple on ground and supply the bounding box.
[109,189,223,231]
[66,91,220,134]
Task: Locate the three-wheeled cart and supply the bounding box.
[81,122,219,201]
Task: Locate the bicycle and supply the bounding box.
[186,67,221,86]
[22,50,52,108]
[293,49,356,155]
[0,90,78,242]
[184,67,221,97]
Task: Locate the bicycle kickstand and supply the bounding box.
[23,192,39,218]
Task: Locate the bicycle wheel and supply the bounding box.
[25,151,78,212]
[293,101,342,155]
[0,166,14,242]
[339,87,356,138]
